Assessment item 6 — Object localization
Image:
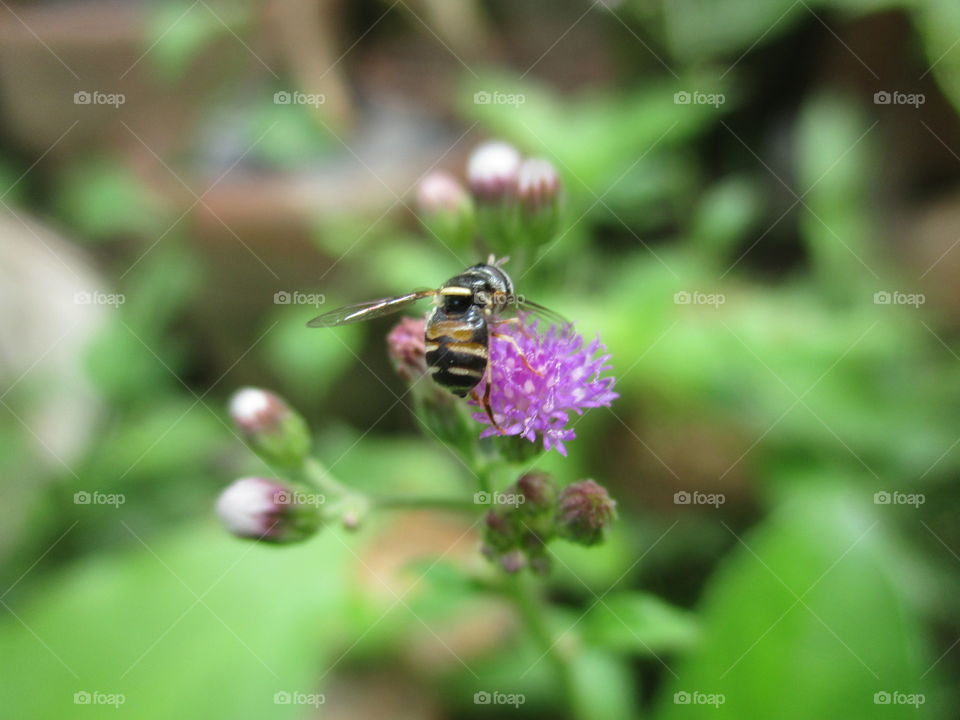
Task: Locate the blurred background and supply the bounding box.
[1,0,959,717]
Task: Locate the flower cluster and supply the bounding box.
[215,139,619,573]
[416,140,562,257]
[386,313,617,456]
[471,316,618,456]
[482,473,618,574]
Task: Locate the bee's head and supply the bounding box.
[441,263,515,315]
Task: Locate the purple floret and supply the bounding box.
[471,317,618,455]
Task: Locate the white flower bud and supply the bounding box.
[228,387,311,469]
[516,158,561,212]
[216,477,322,543]
[467,141,521,202]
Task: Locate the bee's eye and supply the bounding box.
[444,294,472,313]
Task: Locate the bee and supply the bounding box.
[307,258,567,428]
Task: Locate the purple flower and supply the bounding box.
[471,317,618,455]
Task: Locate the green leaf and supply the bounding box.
[915,0,960,115]
[653,483,934,720]
[55,158,163,241]
[264,307,363,403]
[796,94,876,291]
[663,0,804,60]
[0,524,351,719]
[145,2,231,82]
[582,591,700,655]
[569,648,640,720]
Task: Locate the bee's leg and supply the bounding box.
[471,374,505,433]
[495,315,537,341]
[490,330,543,377]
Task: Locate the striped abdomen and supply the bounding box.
[425,306,488,397]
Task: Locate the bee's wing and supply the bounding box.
[512,298,573,329]
[307,289,436,327]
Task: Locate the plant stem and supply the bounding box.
[302,457,351,498]
[370,495,479,512]
[475,458,494,494]
[509,573,579,716]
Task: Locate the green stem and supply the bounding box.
[475,458,494,494]
[302,457,350,498]
[509,573,579,716]
[370,495,480,512]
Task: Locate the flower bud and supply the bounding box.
[555,480,617,546]
[481,474,559,574]
[467,141,521,202]
[499,548,526,574]
[482,508,518,554]
[416,171,475,250]
[229,388,311,469]
[514,471,557,515]
[523,534,552,576]
[516,158,560,213]
[386,317,429,383]
[515,157,561,249]
[215,476,322,544]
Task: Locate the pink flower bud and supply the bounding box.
[417,171,470,214]
[516,157,561,212]
[215,477,322,543]
[416,171,476,249]
[229,388,287,434]
[556,480,617,546]
[386,317,428,383]
[467,141,521,202]
[228,388,311,468]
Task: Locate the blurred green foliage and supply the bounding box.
[2,0,960,718]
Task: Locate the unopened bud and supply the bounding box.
[515,157,561,249]
[215,477,322,544]
[386,317,428,383]
[467,141,521,203]
[416,171,475,250]
[483,508,518,554]
[499,548,526,574]
[555,480,616,546]
[514,471,557,515]
[516,158,560,213]
[229,388,311,469]
[523,533,552,576]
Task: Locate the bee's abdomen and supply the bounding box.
[425,314,488,397]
